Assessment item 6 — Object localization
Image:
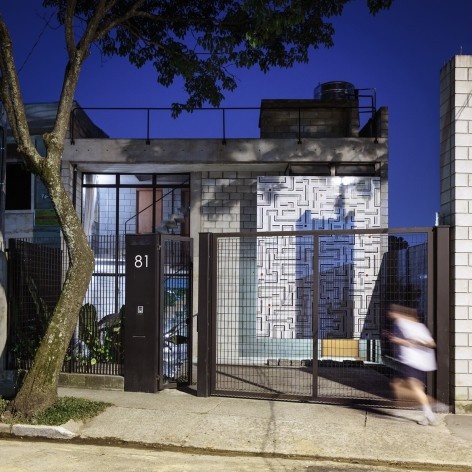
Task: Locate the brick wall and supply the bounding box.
[259,99,360,139]
[440,55,472,411]
[200,171,270,232]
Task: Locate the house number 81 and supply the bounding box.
[134,254,149,268]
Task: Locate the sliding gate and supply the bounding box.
[197,227,450,406]
[125,234,193,392]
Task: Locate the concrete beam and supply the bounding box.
[63,137,387,174]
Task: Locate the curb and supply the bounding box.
[2,427,472,471]
[0,423,76,439]
[50,435,472,472]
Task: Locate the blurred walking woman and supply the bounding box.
[387,304,438,426]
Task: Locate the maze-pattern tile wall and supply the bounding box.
[256,176,382,339]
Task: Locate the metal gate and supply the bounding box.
[197,227,450,406]
[124,234,193,392]
[159,235,193,389]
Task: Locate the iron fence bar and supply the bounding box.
[357,88,377,140]
[115,189,121,317]
[187,239,194,386]
[197,233,213,397]
[114,234,120,317]
[425,230,435,400]
[157,234,164,390]
[434,226,451,407]
[210,233,218,396]
[208,227,434,239]
[312,233,319,400]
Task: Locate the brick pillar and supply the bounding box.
[440,55,472,412]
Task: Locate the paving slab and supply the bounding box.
[56,387,472,469]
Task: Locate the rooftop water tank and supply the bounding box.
[314,81,357,101]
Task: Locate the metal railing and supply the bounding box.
[70,100,378,145]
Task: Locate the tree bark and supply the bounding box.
[11,166,94,417]
[1,6,98,418]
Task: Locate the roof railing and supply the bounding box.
[70,100,378,145]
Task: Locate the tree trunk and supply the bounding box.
[11,173,94,417]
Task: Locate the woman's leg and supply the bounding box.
[407,377,437,424]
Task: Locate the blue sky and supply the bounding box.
[2,0,472,228]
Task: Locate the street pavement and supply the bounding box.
[1,439,460,471]
[1,386,472,471]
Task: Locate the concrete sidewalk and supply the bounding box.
[29,387,471,470]
[1,386,471,469]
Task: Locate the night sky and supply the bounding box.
[2,0,472,228]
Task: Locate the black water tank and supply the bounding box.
[314,81,357,100]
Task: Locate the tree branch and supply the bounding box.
[50,0,112,159]
[0,15,43,172]
[92,0,147,40]
[64,0,77,57]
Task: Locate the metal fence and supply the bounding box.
[197,227,450,406]
[7,235,125,375]
[7,239,62,370]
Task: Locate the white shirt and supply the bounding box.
[395,317,437,372]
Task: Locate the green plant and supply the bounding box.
[9,276,52,365]
[33,397,111,426]
[0,397,8,416]
[73,303,123,366]
[0,396,111,425]
[78,303,99,348]
[164,290,178,307]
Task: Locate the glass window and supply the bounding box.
[81,173,190,238]
[335,164,376,176]
[6,163,32,210]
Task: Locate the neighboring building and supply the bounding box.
[440,55,472,413]
[0,102,108,380]
[4,102,108,241]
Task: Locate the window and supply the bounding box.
[5,163,32,210]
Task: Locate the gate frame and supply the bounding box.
[157,234,194,391]
[124,233,193,393]
[197,227,451,407]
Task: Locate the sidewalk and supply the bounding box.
[30,387,471,469]
[1,386,471,469]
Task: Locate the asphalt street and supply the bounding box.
[0,438,464,472]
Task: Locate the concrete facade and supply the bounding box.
[440,55,472,411]
[1,93,390,389]
[59,99,388,373]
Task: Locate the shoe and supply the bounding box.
[427,416,440,426]
[418,415,440,426]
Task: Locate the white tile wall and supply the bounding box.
[440,54,472,406]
